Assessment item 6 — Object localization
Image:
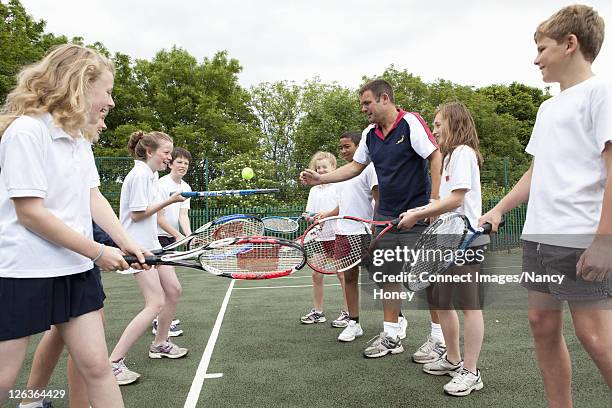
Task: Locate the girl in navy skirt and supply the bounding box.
[0,44,146,407]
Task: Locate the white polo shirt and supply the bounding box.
[440,145,488,246]
[0,114,99,278]
[156,174,191,237]
[119,160,162,250]
[305,183,339,214]
[337,163,378,234]
[522,77,612,248]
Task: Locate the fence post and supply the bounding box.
[503,157,509,194]
[204,156,209,222]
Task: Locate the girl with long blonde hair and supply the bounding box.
[0,43,146,407]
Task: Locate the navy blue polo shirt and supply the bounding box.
[353,110,438,217]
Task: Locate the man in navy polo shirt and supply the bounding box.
[300,78,442,358]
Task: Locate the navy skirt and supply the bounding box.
[0,267,105,341]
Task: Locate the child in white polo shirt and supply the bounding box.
[0,44,145,407]
[109,130,189,385]
[153,146,193,338]
[300,151,346,325]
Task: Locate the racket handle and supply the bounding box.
[124,255,162,264]
[481,218,505,234]
[180,192,200,198]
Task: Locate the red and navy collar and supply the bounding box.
[373,109,407,141]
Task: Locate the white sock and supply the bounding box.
[19,401,44,408]
[431,322,445,343]
[383,321,401,339]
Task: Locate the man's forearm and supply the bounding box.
[319,161,366,184]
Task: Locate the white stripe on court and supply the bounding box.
[204,373,223,379]
[184,279,235,408]
[234,283,343,290]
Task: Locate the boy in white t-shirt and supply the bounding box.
[481,5,612,406]
[330,132,379,341]
[153,147,193,337]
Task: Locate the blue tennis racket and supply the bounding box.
[153,214,264,253]
[405,213,503,292]
[180,188,279,198]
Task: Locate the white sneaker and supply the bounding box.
[338,320,363,342]
[423,354,463,377]
[331,310,350,328]
[111,358,140,385]
[444,368,484,396]
[398,316,407,340]
[153,317,180,326]
[152,320,183,337]
[412,334,446,364]
[363,331,404,358]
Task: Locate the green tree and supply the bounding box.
[0,0,66,103]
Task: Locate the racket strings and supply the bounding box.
[302,219,372,274]
[199,242,304,277]
[262,217,299,233]
[408,215,468,277]
[214,218,264,239]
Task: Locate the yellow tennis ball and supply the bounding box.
[241,167,254,180]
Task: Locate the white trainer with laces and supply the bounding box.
[338,320,363,342]
[111,358,140,385]
[331,310,350,328]
[363,331,404,358]
[412,334,446,364]
[423,354,463,377]
[444,368,484,396]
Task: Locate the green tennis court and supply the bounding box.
[13,251,611,407]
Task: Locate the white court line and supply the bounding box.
[204,373,223,379]
[234,283,343,290]
[184,280,235,408]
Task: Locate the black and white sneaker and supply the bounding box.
[300,309,326,324]
[363,331,404,358]
[331,310,350,328]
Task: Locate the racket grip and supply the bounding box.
[124,255,162,264]
[180,192,199,198]
[481,218,505,234]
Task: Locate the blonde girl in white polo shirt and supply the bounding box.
[398,102,487,397]
[300,151,347,324]
[0,44,146,407]
[108,130,189,384]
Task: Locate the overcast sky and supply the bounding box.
[19,0,612,94]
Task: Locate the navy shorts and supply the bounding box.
[0,268,105,341]
[158,236,176,248]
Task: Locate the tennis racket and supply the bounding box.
[180,188,279,198]
[405,213,503,292]
[261,213,314,234]
[125,236,306,280]
[300,216,399,275]
[153,214,264,253]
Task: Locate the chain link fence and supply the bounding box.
[95,156,527,251]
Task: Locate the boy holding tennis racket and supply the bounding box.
[0,44,147,407]
[153,146,193,338]
[334,132,379,340]
[398,102,487,396]
[301,79,442,357]
[481,5,612,406]
[300,151,348,324]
